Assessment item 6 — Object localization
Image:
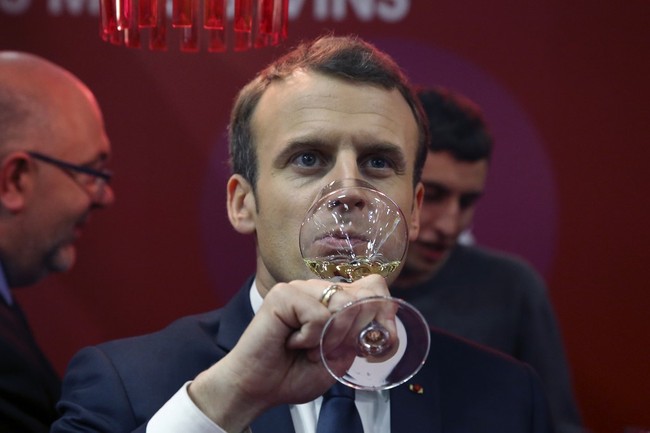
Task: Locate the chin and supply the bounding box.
[406,258,442,279]
[405,252,438,272]
[50,246,77,273]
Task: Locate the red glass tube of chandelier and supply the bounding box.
[139,0,157,27]
[115,0,130,30]
[180,5,200,52]
[124,0,141,48]
[255,0,288,48]
[180,0,200,52]
[280,0,288,39]
[99,0,118,38]
[208,29,227,52]
[108,30,123,46]
[124,27,141,48]
[149,0,168,50]
[234,0,253,32]
[204,0,226,29]
[258,0,275,35]
[181,27,200,52]
[255,0,278,47]
[172,0,196,28]
[234,0,253,51]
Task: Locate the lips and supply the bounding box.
[413,241,449,263]
[73,215,90,240]
[314,232,369,253]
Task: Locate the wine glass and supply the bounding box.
[299,178,430,390]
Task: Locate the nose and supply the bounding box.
[328,193,367,213]
[323,153,368,207]
[328,150,364,183]
[434,200,461,237]
[326,180,373,214]
[93,183,115,208]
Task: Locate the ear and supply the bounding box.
[226,174,257,234]
[408,181,424,241]
[0,152,32,213]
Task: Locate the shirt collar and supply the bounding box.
[249,278,263,314]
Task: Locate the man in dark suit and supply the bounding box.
[0,52,115,431]
[53,35,554,433]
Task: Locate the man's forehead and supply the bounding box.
[256,75,416,135]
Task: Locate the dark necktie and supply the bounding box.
[316,382,364,433]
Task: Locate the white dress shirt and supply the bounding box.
[147,280,391,433]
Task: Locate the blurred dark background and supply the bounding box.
[2,1,649,432]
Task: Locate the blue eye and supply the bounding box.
[368,158,388,169]
[298,153,317,166]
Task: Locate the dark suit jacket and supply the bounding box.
[53,278,554,433]
[392,245,581,433]
[0,299,61,432]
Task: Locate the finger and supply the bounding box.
[352,274,391,297]
[261,283,330,350]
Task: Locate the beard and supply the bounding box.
[45,241,77,274]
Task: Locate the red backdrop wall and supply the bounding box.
[2,2,649,432]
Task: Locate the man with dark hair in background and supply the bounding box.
[392,86,583,433]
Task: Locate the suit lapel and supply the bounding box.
[390,354,441,433]
[215,277,256,352]
[213,279,295,433]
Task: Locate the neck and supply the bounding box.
[393,252,453,289]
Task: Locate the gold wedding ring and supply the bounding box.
[320,284,343,307]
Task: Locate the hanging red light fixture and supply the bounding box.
[99,0,288,53]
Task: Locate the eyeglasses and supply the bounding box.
[27,151,113,199]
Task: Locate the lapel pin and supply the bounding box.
[408,383,424,394]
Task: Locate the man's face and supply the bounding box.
[401,150,488,279]
[24,88,114,280]
[236,71,423,294]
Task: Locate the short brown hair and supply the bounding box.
[228,34,429,189]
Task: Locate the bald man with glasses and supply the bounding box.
[0,51,115,432]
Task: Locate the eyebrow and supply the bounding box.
[422,181,484,198]
[84,151,111,168]
[272,139,327,168]
[273,138,408,169]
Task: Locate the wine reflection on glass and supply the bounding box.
[299,178,430,390]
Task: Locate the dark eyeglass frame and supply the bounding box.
[27,151,113,183]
